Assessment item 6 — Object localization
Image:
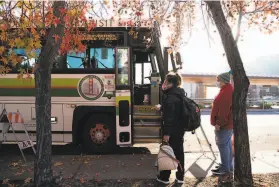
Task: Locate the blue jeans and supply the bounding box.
[215,129,233,172]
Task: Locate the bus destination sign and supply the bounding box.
[84,33,118,41]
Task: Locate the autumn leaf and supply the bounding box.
[26,73,32,80]
[64,15,71,24]
[104,0,109,5]
[34,40,42,48]
[53,34,60,42]
[8,40,15,48]
[80,177,85,183]
[0,57,8,64]
[10,162,19,167]
[26,51,37,59]
[9,55,19,65]
[15,170,24,176]
[59,8,67,15]
[24,177,32,184]
[87,21,97,31]
[14,38,25,48]
[167,48,173,55]
[135,11,142,16]
[31,27,37,35]
[0,66,10,74]
[54,161,63,167]
[52,17,61,27]
[2,178,10,184]
[0,46,5,55]
[40,29,46,36]
[0,24,8,31]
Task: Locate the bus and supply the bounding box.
[0,22,182,153]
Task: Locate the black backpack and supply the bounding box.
[176,94,201,132]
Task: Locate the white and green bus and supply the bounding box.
[0,23,182,153]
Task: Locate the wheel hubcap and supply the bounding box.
[89,124,110,144]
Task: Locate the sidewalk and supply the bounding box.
[0,151,278,181]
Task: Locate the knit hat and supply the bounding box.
[217,72,230,84]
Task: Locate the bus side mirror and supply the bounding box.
[176,52,182,65]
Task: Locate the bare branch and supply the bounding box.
[201,2,213,47]
[235,10,243,43]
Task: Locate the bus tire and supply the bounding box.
[82,114,116,154]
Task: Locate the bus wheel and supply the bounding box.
[83,114,116,154]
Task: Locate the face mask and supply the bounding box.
[162,82,173,90]
[216,81,221,88]
[162,83,167,90]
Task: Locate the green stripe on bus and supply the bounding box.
[0,88,79,97]
[0,78,80,88]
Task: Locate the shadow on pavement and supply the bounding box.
[0,144,151,156]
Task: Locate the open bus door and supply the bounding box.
[163,47,183,73]
[115,47,132,146]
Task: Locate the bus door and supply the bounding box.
[163,47,183,73]
[115,47,132,146]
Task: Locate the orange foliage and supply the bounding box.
[225,1,279,34]
[0,1,89,76]
[1,0,277,77]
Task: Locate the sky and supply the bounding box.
[177,26,279,75]
[159,3,279,76]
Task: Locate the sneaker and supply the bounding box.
[156,176,170,185]
[212,167,228,175]
[211,167,220,173]
[176,178,184,184]
[211,165,221,172]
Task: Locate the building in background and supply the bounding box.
[182,74,279,102]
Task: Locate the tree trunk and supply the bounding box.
[206,1,253,186]
[34,1,66,186]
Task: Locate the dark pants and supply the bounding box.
[159,133,185,181]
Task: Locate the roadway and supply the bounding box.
[1,110,278,155]
[135,110,279,154]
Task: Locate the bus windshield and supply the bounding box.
[66,48,115,69]
[10,47,116,71]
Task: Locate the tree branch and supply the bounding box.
[201,2,213,47]
[235,12,243,43]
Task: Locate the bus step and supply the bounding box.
[133,115,161,120]
[133,122,161,143]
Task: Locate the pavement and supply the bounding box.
[0,148,278,181]
[0,112,278,181]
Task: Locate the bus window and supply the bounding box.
[90,48,115,69]
[12,48,40,69]
[116,48,129,86]
[135,63,142,84]
[143,63,152,84]
[153,55,159,75]
[134,62,152,85]
[66,52,86,68]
